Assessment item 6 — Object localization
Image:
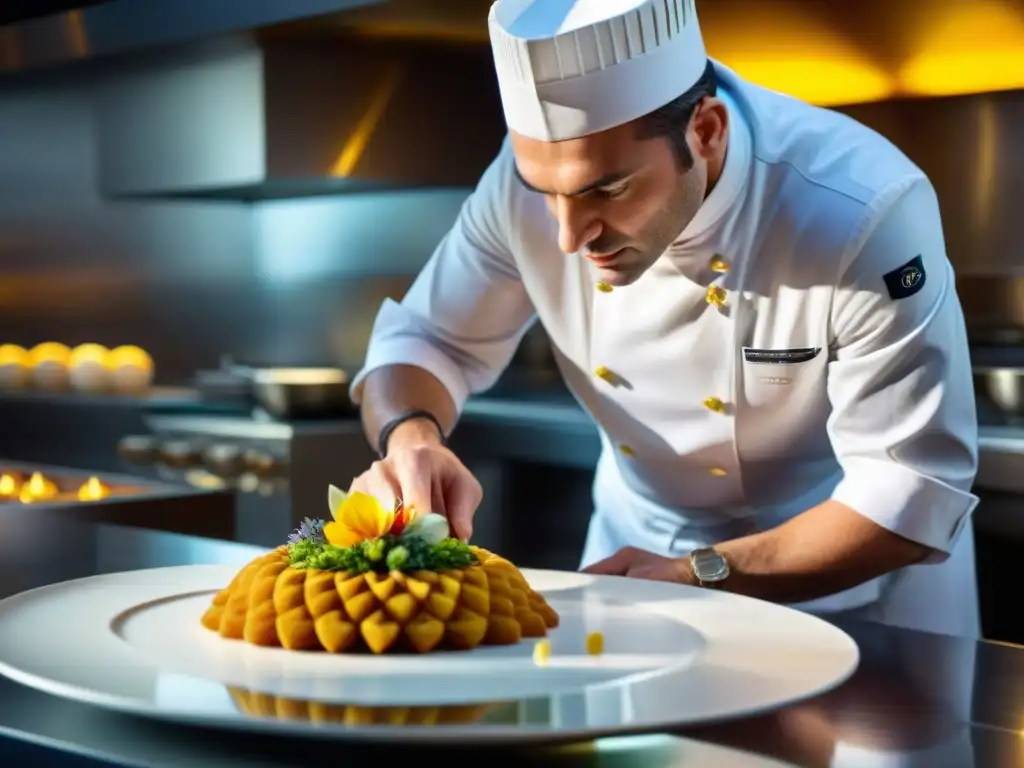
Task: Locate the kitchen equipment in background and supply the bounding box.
[0,459,233,539]
[226,360,356,420]
[974,367,1024,420]
[116,407,376,548]
[195,357,358,421]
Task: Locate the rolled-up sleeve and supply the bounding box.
[827,176,979,562]
[349,138,536,415]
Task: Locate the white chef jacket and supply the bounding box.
[350,61,981,639]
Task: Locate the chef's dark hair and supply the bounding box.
[637,59,718,170]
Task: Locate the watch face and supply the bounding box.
[692,549,730,582]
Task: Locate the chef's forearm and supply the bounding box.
[708,500,931,604]
[359,364,458,453]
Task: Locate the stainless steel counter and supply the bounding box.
[0,522,1021,767]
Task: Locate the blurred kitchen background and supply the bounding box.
[0,0,1021,640]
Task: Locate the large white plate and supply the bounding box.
[0,564,858,745]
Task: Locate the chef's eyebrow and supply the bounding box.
[513,165,632,197]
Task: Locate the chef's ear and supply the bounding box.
[689,97,729,160]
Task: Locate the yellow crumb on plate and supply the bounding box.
[533,639,551,666]
[585,632,604,655]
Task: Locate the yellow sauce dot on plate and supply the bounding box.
[703,396,726,413]
[533,639,551,666]
[586,632,604,655]
[596,281,613,293]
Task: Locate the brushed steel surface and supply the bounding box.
[0,0,382,75]
[0,60,465,381]
[94,37,506,197]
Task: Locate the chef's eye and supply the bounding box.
[597,183,629,199]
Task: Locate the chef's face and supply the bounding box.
[510,98,729,287]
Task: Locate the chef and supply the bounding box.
[345,0,981,639]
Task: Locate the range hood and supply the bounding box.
[94,34,506,199]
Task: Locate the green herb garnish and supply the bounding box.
[288,534,478,574]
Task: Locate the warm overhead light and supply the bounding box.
[705,5,896,107]
[77,476,111,502]
[18,472,58,503]
[898,1,1024,97]
[0,473,20,500]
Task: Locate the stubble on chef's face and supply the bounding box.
[509,114,714,287]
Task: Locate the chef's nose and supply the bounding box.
[553,196,601,255]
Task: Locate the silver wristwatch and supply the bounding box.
[689,547,730,587]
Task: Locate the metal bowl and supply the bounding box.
[249,367,356,420]
[974,367,1024,417]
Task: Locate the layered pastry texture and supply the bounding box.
[201,486,559,654]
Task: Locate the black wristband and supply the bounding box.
[377,409,446,458]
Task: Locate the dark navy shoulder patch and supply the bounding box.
[882,255,926,301]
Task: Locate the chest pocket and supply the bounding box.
[740,346,827,411]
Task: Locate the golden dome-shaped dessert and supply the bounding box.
[201,487,558,654]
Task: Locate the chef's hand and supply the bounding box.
[347,419,482,541]
[582,547,696,585]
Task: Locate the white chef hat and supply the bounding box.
[488,0,708,142]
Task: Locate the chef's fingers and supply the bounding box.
[390,449,435,517]
[443,471,482,542]
[581,547,635,575]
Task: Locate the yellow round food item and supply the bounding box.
[108,345,153,394]
[226,687,502,725]
[201,546,559,654]
[108,345,153,371]
[69,343,111,367]
[0,345,29,389]
[28,342,71,366]
[0,345,28,366]
[68,344,113,393]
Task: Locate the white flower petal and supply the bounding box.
[327,484,348,520]
[405,513,449,545]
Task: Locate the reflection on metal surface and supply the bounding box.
[328,62,404,178]
[65,10,89,59]
[227,687,517,726]
[972,99,998,234]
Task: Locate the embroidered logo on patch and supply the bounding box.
[883,255,927,301]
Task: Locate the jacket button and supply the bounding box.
[703,396,726,413]
[594,365,618,384]
[706,285,727,307]
[710,255,730,273]
[596,281,613,293]
[708,467,728,477]
[618,444,635,457]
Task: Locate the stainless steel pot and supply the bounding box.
[226,362,357,420]
[974,367,1024,418]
